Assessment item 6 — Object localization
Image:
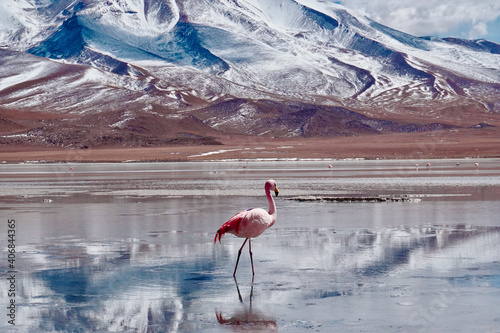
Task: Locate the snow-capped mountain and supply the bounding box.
[1,0,499,147]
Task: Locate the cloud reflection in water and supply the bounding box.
[3,223,498,332]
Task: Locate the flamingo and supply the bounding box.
[328,165,333,169]
[216,278,278,331]
[415,163,419,171]
[214,179,279,276]
[474,162,479,169]
[426,163,431,169]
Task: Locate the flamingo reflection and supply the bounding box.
[216,278,278,331]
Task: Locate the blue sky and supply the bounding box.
[337,0,500,43]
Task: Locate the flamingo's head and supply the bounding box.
[266,179,279,197]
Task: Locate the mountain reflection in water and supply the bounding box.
[1,160,500,331]
[3,224,499,332]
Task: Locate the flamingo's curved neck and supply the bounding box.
[265,184,277,217]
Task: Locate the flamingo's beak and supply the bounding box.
[274,188,279,197]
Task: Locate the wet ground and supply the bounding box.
[1,159,500,332]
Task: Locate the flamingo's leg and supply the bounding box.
[233,238,249,277]
[233,276,243,302]
[249,239,255,276]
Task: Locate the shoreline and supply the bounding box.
[3,156,495,165]
[1,129,499,163]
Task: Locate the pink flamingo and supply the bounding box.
[415,163,419,170]
[214,179,279,276]
[474,162,479,169]
[426,163,431,169]
[216,311,277,331]
[328,165,333,169]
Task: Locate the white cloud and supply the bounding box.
[471,22,488,39]
[337,0,500,41]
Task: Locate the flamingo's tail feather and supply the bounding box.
[214,228,223,244]
[214,212,244,244]
[214,223,231,243]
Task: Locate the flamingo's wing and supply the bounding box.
[214,209,250,243]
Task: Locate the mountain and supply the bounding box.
[1,0,499,148]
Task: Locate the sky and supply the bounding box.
[336,0,500,43]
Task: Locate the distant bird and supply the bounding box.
[426,163,431,169]
[214,179,279,276]
[328,165,332,169]
[456,163,460,167]
[415,163,419,170]
[474,162,479,169]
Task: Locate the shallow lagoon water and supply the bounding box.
[1,159,500,332]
